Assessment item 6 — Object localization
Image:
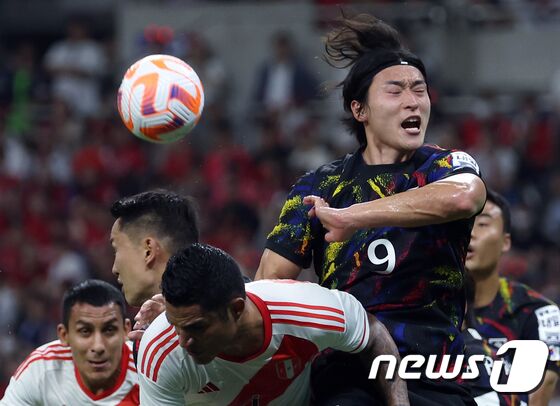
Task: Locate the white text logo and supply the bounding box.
[369,340,548,393]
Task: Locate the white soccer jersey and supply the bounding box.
[138,280,370,405]
[0,340,139,405]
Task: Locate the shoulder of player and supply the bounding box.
[137,312,182,383]
[416,144,474,167]
[501,278,556,309]
[247,281,351,335]
[309,155,346,179]
[13,340,73,381]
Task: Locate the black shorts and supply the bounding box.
[311,350,476,406]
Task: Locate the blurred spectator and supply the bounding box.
[46,240,89,288]
[3,43,41,136]
[205,201,261,278]
[44,16,107,118]
[288,117,334,173]
[253,31,320,116]
[542,171,560,246]
[203,120,258,209]
[185,32,229,122]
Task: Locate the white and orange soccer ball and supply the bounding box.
[117,54,204,143]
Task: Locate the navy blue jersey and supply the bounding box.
[462,328,520,406]
[473,277,560,404]
[266,144,482,360]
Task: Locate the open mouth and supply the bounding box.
[401,116,421,134]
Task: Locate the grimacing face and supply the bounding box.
[466,201,511,278]
[110,219,156,307]
[166,302,238,365]
[57,302,131,394]
[357,64,430,156]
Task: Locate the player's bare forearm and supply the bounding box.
[350,173,485,228]
[361,314,410,406]
[330,174,485,229]
[255,249,302,280]
[529,370,558,406]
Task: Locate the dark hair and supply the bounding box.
[110,190,199,254]
[463,273,478,329]
[485,189,511,234]
[62,280,126,326]
[325,13,427,147]
[161,244,246,315]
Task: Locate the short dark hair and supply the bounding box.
[463,272,478,329]
[325,13,427,147]
[62,280,126,326]
[110,190,199,254]
[485,189,511,234]
[161,244,246,315]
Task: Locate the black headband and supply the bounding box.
[354,49,428,92]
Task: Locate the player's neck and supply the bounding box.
[362,142,414,165]
[473,270,500,309]
[222,297,264,358]
[80,365,121,396]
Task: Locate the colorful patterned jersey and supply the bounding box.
[0,340,139,405]
[462,328,524,406]
[137,280,369,406]
[266,144,481,360]
[472,277,560,403]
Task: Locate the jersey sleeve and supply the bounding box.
[265,171,318,268]
[427,150,481,184]
[522,304,560,374]
[329,290,370,353]
[137,313,188,406]
[0,364,40,405]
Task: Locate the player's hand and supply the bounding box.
[128,294,166,341]
[303,195,355,242]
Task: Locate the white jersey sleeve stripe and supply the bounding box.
[272,318,345,332]
[269,309,345,324]
[16,343,68,372]
[265,300,344,315]
[151,340,180,382]
[349,311,369,353]
[270,314,345,330]
[145,332,179,381]
[31,342,66,353]
[14,349,73,380]
[140,324,175,374]
[15,345,70,375]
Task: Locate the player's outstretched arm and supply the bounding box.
[360,313,410,406]
[305,173,486,242]
[255,248,302,280]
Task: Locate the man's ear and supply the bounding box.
[123,318,132,335]
[351,100,367,123]
[57,323,69,346]
[229,298,246,322]
[144,237,161,267]
[502,233,512,254]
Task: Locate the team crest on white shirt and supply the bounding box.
[275,357,301,380]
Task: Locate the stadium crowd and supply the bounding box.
[0,9,559,400]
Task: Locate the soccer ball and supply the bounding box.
[117,54,204,143]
